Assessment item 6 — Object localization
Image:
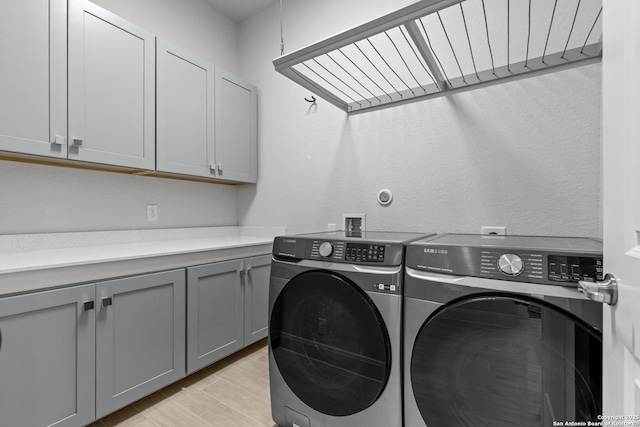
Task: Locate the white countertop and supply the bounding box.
[0,226,285,297]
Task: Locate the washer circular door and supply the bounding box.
[270,270,391,417]
[410,294,602,426]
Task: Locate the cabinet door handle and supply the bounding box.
[0,328,2,353]
[102,297,112,308]
[83,301,95,311]
[51,135,66,146]
[71,138,83,148]
[217,163,223,172]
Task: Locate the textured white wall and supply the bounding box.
[0,0,240,235]
[0,162,237,234]
[237,0,602,237]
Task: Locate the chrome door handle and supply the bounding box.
[578,273,618,305]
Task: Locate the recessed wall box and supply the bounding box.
[343,214,366,233]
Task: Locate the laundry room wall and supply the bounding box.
[236,0,603,238]
[0,0,240,235]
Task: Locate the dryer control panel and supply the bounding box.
[406,234,603,287]
[547,254,603,284]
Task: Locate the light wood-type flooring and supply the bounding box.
[88,339,277,427]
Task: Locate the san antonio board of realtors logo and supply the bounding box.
[423,248,448,255]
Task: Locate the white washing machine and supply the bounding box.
[268,231,433,427]
[403,234,603,427]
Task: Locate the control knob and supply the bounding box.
[319,242,334,258]
[498,254,524,276]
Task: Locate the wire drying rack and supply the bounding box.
[273,0,602,114]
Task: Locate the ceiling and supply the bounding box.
[203,0,280,23]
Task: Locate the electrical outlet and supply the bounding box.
[481,226,505,236]
[147,204,158,222]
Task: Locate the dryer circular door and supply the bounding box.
[270,270,391,417]
[410,294,602,426]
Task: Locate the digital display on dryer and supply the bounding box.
[345,243,385,262]
[548,255,603,283]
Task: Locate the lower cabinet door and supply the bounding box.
[0,284,96,427]
[95,269,186,419]
[187,259,245,374]
[244,255,271,346]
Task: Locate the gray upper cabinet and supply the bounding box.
[95,269,186,419]
[0,284,96,427]
[215,68,258,183]
[156,40,215,178]
[1,1,259,182]
[244,255,271,346]
[187,259,245,374]
[0,0,67,158]
[68,0,155,170]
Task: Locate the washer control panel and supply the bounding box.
[345,243,386,263]
[310,241,387,263]
[272,236,406,266]
[406,235,603,287]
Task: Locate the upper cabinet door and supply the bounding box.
[68,0,155,170]
[215,68,258,183]
[0,0,67,158]
[156,40,215,178]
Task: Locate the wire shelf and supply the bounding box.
[273,0,602,114]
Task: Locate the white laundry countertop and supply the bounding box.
[0,226,285,297]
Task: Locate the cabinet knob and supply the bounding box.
[71,138,83,148]
[83,301,95,311]
[102,297,113,308]
[217,163,223,172]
